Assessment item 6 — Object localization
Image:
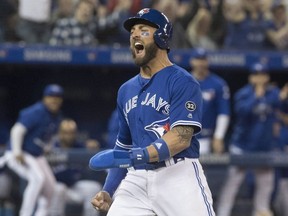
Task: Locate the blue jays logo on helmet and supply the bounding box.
[43,84,64,97]
[138,8,150,16]
[144,117,170,138]
[123,8,173,51]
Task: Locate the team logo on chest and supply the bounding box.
[202,90,215,101]
[145,117,170,138]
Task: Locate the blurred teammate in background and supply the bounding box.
[190,48,231,154]
[50,118,101,216]
[216,63,282,216]
[4,84,64,216]
[273,83,288,216]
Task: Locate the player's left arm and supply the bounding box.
[147,76,202,162]
[212,115,230,154]
[147,125,194,162]
[89,125,195,170]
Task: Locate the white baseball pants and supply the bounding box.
[50,180,102,216]
[216,166,274,216]
[107,158,215,216]
[5,151,56,216]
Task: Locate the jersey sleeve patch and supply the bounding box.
[185,101,196,111]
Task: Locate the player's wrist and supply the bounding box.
[101,190,112,199]
[129,147,149,165]
[152,138,170,162]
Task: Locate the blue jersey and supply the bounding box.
[278,99,288,177]
[8,102,62,156]
[116,64,203,158]
[278,99,288,149]
[196,73,230,139]
[107,109,119,149]
[52,140,85,186]
[230,85,280,152]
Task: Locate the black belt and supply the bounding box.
[133,157,185,170]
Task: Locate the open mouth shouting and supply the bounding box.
[134,42,145,57]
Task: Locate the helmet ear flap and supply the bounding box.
[153,22,173,50]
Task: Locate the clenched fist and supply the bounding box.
[91,191,112,212]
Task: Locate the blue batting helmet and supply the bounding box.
[123,8,173,50]
[250,63,269,74]
[193,48,208,59]
[43,84,64,97]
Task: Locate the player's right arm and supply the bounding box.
[91,164,127,211]
[10,122,27,164]
[212,80,231,154]
[234,87,258,116]
[91,98,132,212]
[147,76,203,161]
[10,106,40,164]
[91,141,129,212]
[91,191,112,212]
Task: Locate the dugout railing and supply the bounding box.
[0,149,288,216]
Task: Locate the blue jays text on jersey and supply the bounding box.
[115,64,203,159]
[124,93,170,118]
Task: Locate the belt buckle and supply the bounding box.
[174,157,185,163]
[134,158,185,170]
[146,161,166,170]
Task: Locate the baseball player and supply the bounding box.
[90,8,215,216]
[190,48,231,154]
[4,84,64,216]
[216,63,281,216]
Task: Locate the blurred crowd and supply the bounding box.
[0,0,288,50]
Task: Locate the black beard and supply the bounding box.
[131,42,158,67]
